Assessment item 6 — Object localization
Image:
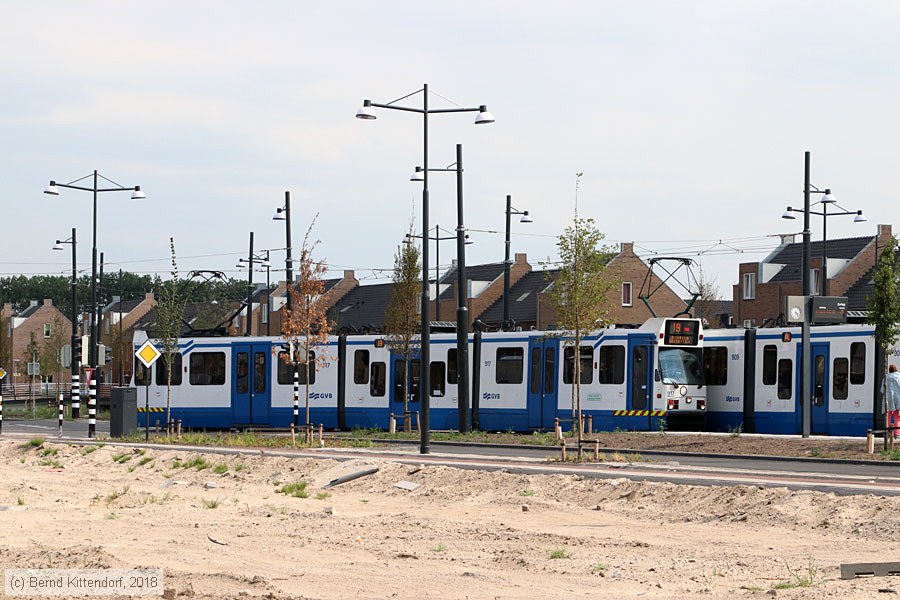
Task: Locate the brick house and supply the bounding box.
[1,299,72,384]
[732,224,891,327]
[100,292,156,384]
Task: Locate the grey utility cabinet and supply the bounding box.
[109,387,138,438]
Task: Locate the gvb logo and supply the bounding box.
[482,392,500,400]
[310,392,334,400]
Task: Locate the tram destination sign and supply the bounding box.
[663,319,699,346]
[810,296,848,325]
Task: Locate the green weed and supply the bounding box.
[315,492,331,500]
[277,482,309,498]
[24,437,46,448]
[213,464,228,475]
[548,549,569,560]
[112,453,132,464]
[202,498,220,509]
[519,489,535,497]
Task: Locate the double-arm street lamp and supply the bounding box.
[45,172,144,374]
[779,151,866,438]
[502,195,533,330]
[272,191,294,318]
[52,228,80,419]
[357,84,494,453]
[783,186,866,297]
[236,232,271,336]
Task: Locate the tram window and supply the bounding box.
[833,357,849,400]
[850,342,866,385]
[598,346,625,385]
[134,360,151,387]
[430,361,446,397]
[235,352,248,392]
[354,350,369,385]
[296,352,317,385]
[762,345,777,386]
[544,347,556,393]
[277,352,292,385]
[393,359,421,402]
[410,359,420,400]
[190,352,226,386]
[254,352,266,394]
[155,352,183,386]
[448,349,458,384]
[777,358,792,399]
[530,348,541,394]
[496,347,524,384]
[703,346,728,386]
[563,346,593,384]
[370,361,386,397]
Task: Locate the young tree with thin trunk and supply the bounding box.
[384,229,421,422]
[867,235,900,442]
[282,217,331,427]
[691,267,721,327]
[543,217,616,457]
[155,238,186,430]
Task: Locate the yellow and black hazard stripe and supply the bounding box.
[612,410,667,417]
[137,407,165,413]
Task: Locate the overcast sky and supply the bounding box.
[3,2,899,302]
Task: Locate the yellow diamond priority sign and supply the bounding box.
[135,340,162,368]
[0,367,6,380]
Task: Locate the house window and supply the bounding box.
[261,301,269,324]
[811,269,820,295]
[742,273,756,300]
[43,323,52,338]
[621,282,633,307]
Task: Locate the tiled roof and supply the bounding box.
[766,235,874,283]
[18,304,41,318]
[478,270,559,326]
[329,282,395,331]
[437,261,506,300]
[104,299,143,314]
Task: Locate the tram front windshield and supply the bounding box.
[658,347,704,386]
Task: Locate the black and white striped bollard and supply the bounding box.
[88,373,97,439]
[71,367,80,419]
[58,393,64,438]
[293,367,299,427]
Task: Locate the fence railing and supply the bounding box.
[1,383,117,400]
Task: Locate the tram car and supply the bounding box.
[130,318,893,437]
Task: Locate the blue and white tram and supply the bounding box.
[703,324,880,436]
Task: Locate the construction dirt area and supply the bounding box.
[2,436,900,599]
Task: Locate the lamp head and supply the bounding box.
[52,242,64,251]
[131,186,146,200]
[260,259,271,269]
[464,234,474,246]
[356,99,377,120]
[519,211,533,224]
[782,208,796,220]
[474,105,495,125]
[854,210,868,223]
[410,167,424,182]
[44,182,59,196]
[821,189,836,203]
[236,261,246,269]
[272,207,286,221]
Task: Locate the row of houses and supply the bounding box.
[3,224,892,384]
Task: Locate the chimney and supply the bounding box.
[43,299,52,307]
[514,252,527,264]
[620,242,634,254]
[343,270,355,280]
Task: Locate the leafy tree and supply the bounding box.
[691,267,722,327]
[155,238,187,429]
[867,235,900,433]
[543,217,616,456]
[384,227,421,420]
[281,217,332,427]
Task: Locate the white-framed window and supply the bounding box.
[43,323,52,338]
[261,301,269,324]
[621,282,633,307]
[743,319,755,329]
[811,268,821,295]
[742,273,756,300]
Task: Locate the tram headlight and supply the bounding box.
[679,386,688,397]
[698,399,706,410]
[685,397,692,404]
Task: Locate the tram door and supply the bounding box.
[810,343,830,435]
[390,355,421,420]
[232,343,272,427]
[527,338,559,429]
[628,340,654,430]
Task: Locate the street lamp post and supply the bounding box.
[52,228,79,419]
[502,195,533,330]
[273,191,294,319]
[45,171,143,438]
[404,224,472,321]
[781,151,866,437]
[236,232,271,336]
[411,144,473,432]
[357,84,494,453]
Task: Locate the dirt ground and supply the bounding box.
[4,438,900,599]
